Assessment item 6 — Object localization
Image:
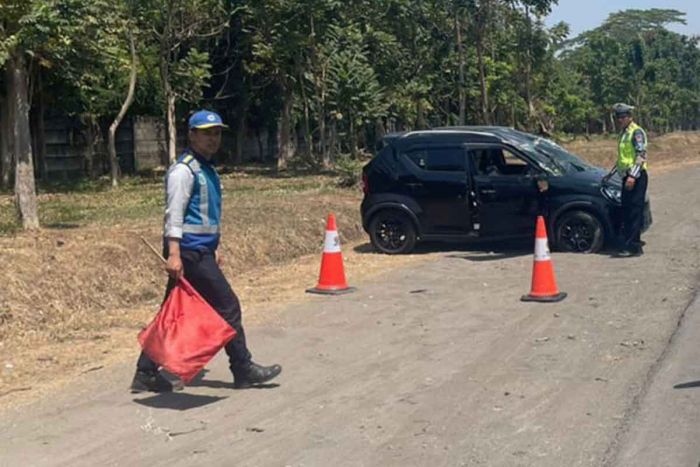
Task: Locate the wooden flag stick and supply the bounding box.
[140,236,167,265]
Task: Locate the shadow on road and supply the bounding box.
[133,393,227,411]
[448,251,530,262]
[353,239,620,260]
[185,369,280,391]
[353,240,533,260]
[673,380,700,389]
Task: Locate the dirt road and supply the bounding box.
[1,165,699,466]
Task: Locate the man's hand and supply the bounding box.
[166,254,184,280]
[215,250,223,266]
[624,177,636,191]
[166,238,183,280]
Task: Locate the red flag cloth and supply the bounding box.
[138,278,237,383]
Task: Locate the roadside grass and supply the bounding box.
[561,130,700,169]
[0,167,355,234]
[0,167,364,342]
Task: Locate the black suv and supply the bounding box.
[361,126,651,254]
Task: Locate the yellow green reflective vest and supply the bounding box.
[617,121,647,174]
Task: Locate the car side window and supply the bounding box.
[405,147,465,172]
[470,147,532,176]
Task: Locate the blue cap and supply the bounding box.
[188,110,228,129]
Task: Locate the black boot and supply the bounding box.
[232,362,282,389]
[617,246,643,257]
[130,370,181,393]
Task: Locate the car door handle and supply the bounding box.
[406,182,423,188]
[480,189,497,194]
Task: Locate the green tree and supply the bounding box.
[325,24,386,157]
[558,8,694,133]
[133,0,228,163]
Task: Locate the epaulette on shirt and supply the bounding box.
[178,152,201,174]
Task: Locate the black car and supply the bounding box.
[361,126,651,254]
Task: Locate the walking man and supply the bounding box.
[609,103,649,257]
[131,110,282,392]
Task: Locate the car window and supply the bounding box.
[405,147,465,172]
[533,138,593,173]
[469,147,532,176]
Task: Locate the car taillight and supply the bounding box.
[362,173,369,194]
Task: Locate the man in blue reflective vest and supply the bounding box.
[131,110,282,392]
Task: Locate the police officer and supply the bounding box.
[608,103,649,257]
[131,110,282,392]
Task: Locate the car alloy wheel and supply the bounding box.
[555,210,604,254]
[369,210,417,254]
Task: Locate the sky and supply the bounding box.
[544,0,699,38]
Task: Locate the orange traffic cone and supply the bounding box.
[521,216,567,302]
[306,213,356,295]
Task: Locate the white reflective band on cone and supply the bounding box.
[534,238,551,261]
[324,231,342,253]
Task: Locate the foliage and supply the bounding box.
[2,2,700,185]
[559,9,699,132]
[333,153,367,188]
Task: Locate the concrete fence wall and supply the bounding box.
[0,114,277,180]
[133,117,166,171]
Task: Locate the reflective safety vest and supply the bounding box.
[178,151,222,251]
[617,121,647,175]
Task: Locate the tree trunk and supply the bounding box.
[317,75,329,167]
[291,123,299,157]
[108,33,137,187]
[8,52,39,229]
[374,118,385,153]
[319,113,329,168]
[83,116,98,177]
[267,124,276,163]
[298,71,312,160]
[159,3,177,165]
[276,85,294,171]
[233,117,245,165]
[0,96,13,190]
[416,99,427,130]
[255,127,264,163]
[232,87,249,164]
[476,38,490,125]
[329,120,337,165]
[455,14,466,125]
[349,117,357,158]
[31,74,47,181]
[166,93,177,164]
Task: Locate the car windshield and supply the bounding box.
[533,138,595,173]
[510,133,594,175]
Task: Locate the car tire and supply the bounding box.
[369,210,417,254]
[554,210,604,254]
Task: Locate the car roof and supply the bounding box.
[383,126,535,150]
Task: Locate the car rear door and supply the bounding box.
[466,144,541,237]
[399,146,473,234]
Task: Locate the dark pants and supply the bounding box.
[137,248,252,373]
[621,170,648,252]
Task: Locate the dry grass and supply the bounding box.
[560,130,700,172]
[0,170,362,342]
